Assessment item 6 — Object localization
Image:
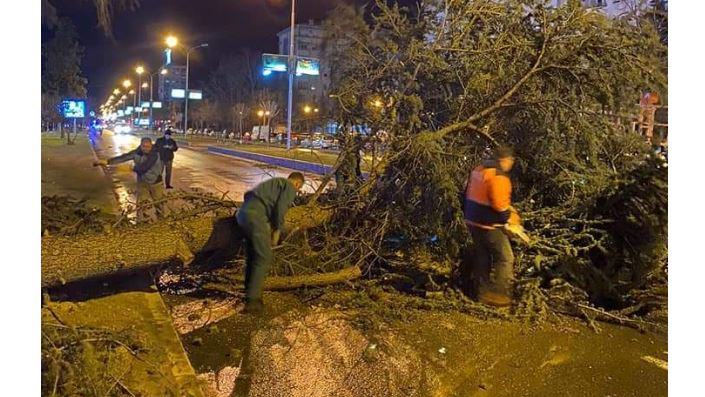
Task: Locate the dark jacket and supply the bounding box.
[155,136,179,161]
[108,148,163,184]
[463,159,512,229]
[241,178,297,231]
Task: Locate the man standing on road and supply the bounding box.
[464,146,520,307]
[94,137,165,221]
[236,172,305,313]
[155,129,178,189]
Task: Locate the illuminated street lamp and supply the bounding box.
[113,88,121,95]
[146,68,168,130]
[303,105,312,114]
[314,108,319,113]
[122,79,132,89]
[165,35,178,48]
[135,66,145,123]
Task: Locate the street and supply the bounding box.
[91,131,331,214]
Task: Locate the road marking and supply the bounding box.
[641,355,668,370]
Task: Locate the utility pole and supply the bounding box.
[286,0,297,150]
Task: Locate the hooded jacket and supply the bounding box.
[108,147,163,184]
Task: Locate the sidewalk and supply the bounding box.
[41,133,116,213]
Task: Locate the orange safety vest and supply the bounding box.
[463,159,516,230]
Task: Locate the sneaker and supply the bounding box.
[478,290,512,307]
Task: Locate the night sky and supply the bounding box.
[44,0,377,103]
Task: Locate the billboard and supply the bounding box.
[296,57,320,76]
[262,53,288,74]
[61,99,86,118]
[188,90,202,100]
[171,89,186,98]
[152,101,163,108]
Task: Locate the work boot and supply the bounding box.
[243,299,264,315]
[478,290,512,307]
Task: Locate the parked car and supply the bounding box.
[114,123,131,134]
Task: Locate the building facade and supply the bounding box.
[158,64,187,103]
[276,20,331,106]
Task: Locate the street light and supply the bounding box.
[148,68,168,130]
[166,35,208,131]
[165,35,178,48]
[303,105,311,114]
[285,0,297,150]
[183,43,208,132]
[122,79,132,89]
[113,88,121,95]
[135,66,145,125]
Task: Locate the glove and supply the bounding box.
[271,230,281,246]
[93,159,108,166]
[504,223,531,244]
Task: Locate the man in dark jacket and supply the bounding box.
[155,129,178,189]
[236,172,305,312]
[94,137,165,221]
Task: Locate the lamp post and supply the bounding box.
[184,43,208,133]
[286,0,297,150]
[165,36,208,132]
[149,68,168,130]
[135,66,144,126]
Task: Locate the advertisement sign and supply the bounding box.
[126,106,134,112]
[296,57,320,76]
[152,101,163,109]
[188,90,203,100]
[171,89,186,98]
[141,101,151,108]
[60,99,86,118]
[262,53,288,74]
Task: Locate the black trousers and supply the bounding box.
[469,226,515,295]
[163,160,173,186]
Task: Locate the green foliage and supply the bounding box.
[321,0,667,315]
[42,18,88,98]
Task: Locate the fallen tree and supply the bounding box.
[41,204,332,288]
[204,265,362,293]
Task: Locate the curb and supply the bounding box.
[207,146,333,175]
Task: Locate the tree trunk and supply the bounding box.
[42,205,333,288]
[204,265,362,293]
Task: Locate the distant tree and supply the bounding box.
[42,18,87,98]
[41,93,62,132]
[42,0,139,36]
[644,0,668,45]
[233,103,247,137]
[42,18,88,143]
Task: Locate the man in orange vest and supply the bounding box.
[464,146,519,307]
